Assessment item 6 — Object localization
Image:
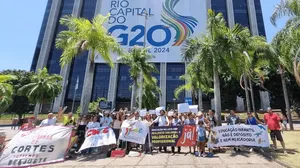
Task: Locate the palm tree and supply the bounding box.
[0,75,16,112]
[18,68,62,118]
[175,61,213,109]
[117,46,158,110]
[142,77,161,110]
[56,14,122,114]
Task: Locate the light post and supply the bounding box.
[173,98,176,110]
[138,11,152,110]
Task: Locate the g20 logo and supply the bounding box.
[108,25,172,47]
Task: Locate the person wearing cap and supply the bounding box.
[20,117,36,130]
[264,107,287,154]
[196,111,210,128]
[100,111,113,127]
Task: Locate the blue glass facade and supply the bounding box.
[91,64,111,101]
[233,0,250,29]
[116,64,132,103]
[31,0,53,72]
[64,0,97,105]
[211,0,228,24]
[166,63,185,106]
[47,0,75,74]
[254,0,266,36]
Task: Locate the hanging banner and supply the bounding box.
[210,125,270,147]
[119,120,149,144]
[150,125,196,147]
[79,127,116,151]
[0,126,71,168]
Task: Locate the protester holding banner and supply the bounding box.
[113,113,122,141]
[86,115,100,130]
[245,112,262,125]
[152,110,169,152]
[171,112,181,154]
[227,110,241,125]
[20,116,36,130]
[207,110,217,128]
[100,111,113,127]
[143,113,153,154]
[76,115,87,151]
[264,107,287,154]
[184,112,196,154]
[40,113,58,126]
[62,112,76,126]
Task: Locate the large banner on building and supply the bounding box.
[210,125,270,147]
[150,125,196,146]
[119,120,149,144]
[96,0,207,63]
[0,126,71,168]
[79,127,116,151]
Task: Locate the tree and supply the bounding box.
[76,97,107,114]
[175,61,213,109]
[56,14,122,115]
[18,68,62,118]
[0,74,16,112]
[0,70,34,119]
[141,77,161,110]
[117,46,158,110]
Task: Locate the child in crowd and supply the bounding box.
[197,120,206,157]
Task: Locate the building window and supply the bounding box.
[64,0,97,105]
[254,0,266,36]
[116,64,132,103]
[211,0,228,24]
[47,0,75,75]
[233,0,250,29]
[166,63,185,106]
[91,64,111,101]
[31,0,53,72]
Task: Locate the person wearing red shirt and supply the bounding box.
[20,117,36,131]
[264,107,287,154]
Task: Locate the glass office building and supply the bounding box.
[31,0,266,112]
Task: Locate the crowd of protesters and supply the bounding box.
[0,107,289,158]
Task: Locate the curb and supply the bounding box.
[254,149,292,168]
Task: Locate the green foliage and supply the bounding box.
[56,14,122,68]
[0,74,16,112]
[141,77,161,110]
[76,97,107,114]
[18,68,62,105]
[0,70,34,118]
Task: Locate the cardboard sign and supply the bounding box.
[150,125,197,147]
[155,107,165,116]
[149,110,156,115]
[189,105,198,113]
[168,111,174,116]
[139,109,147,117]
[178,103,189,113]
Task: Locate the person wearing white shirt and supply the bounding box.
[151,110,169,152]
[39,113,57,127]
[86,116,100,130]
[100,111,113,127]
[171,112,181,154]
[152,110,169,127]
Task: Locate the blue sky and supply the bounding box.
[0,0,288,71]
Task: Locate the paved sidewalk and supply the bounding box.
[35,149,284,168]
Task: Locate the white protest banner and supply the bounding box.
[119,120,148,144]
[189,105,198,113]
[149,110,156,115]
[155,107,165,116]
[178,103,189,113]
[0,126,71,167]
[79,127,116,151]
[210,125,270,147]
[139,109,147,117]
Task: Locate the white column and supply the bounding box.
[226,0,235,29]
[35,0,62,71]
[159,63,167,107]
[247,0,259,35]
[107,63,119,110]
[53,0,84,112]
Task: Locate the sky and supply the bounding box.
[0,0,289,71]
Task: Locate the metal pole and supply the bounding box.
[71,88,77,113]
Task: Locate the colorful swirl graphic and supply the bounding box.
[161,0,198,46]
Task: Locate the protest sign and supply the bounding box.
[178,103,189,113]
[210,125,270,147]
[155,107,165,115]
[150,125,196,147]
[79,127,116,151]
[149,110,156,115]
[168,111,174,116]
[189,105,198,113]
[119,120,148,144]
[0,126,71,167]
[139,110,147,117]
